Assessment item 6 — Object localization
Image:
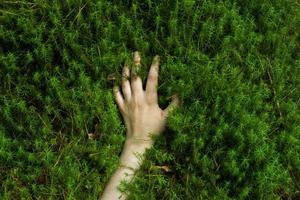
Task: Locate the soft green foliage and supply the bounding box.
[0,0,299,199]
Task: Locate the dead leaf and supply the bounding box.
[154,165,171,172]
[88,133,97,140]
[107,73,116,81]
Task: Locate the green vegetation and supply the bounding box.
[0,0,299,199]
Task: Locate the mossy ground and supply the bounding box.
[0,0,299,199]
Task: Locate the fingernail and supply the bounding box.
[153,55,160,64]
[134,51,141,64]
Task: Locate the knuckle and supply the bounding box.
[122,72,129,79]
[148,73,157,81]
[132,97,143,108]
[146,94,156,104]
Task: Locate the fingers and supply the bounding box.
[164,95,179,117]
[113,85,125,113]
[122,64,131,100]
[131,51,143,97]
[146,55,160,102]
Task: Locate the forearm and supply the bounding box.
[100,166,134,200]
[100,138,153,200]
[103,51,178,199]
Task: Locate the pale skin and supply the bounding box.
[100,51,179,200]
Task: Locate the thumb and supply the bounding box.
[164,94,180,117]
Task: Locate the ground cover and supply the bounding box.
[0,0,299,199]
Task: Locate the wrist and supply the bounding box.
[119,137,153,170]
[126,136,153,146]
[126,130,154,145]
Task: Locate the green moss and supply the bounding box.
[0,0,299,199]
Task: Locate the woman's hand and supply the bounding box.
[101,51,178,200]
[113,51,179,144]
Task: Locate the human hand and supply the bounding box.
[113,51,179,145]
[101,52,179,200]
